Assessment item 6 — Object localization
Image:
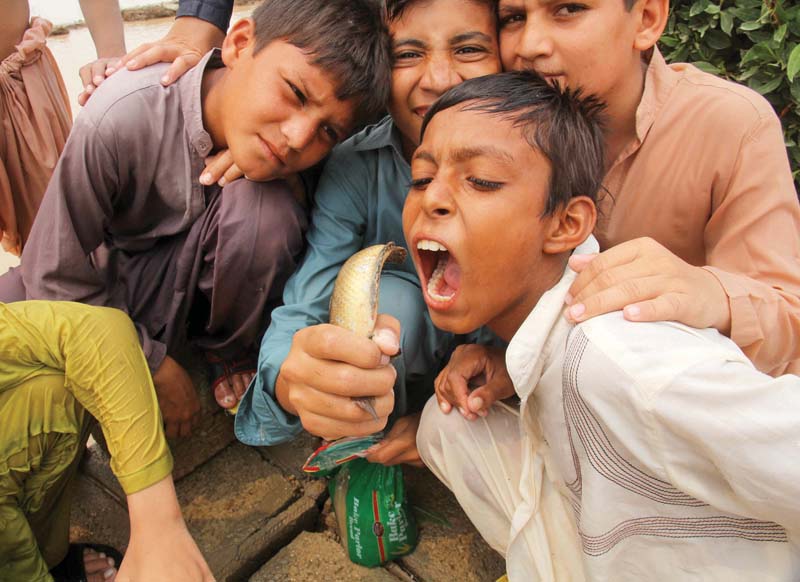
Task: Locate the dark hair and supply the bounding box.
[384,0,498,23]
[421,71,606,215]
[251,0,392,126]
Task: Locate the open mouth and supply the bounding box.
[417,239,460,305]
[413,106,430,118]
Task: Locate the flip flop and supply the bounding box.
[50,543,123,582]
[205,352,257,415]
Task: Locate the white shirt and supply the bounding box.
[506,236,800,581]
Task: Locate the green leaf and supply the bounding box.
[720,11,734,35]
[739,20,763,31]
[705,4,720,14]
[659,35,680,48]
[693,60,722,74]
[690,0,710,17]
[706,29,732,49]
[751,75,783,94]
[788,44,800,82]
[775,24,788,43]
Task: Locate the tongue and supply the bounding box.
[442,256,461,291]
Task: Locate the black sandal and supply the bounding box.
[50,543,123,582]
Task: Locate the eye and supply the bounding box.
[455,45,489,58]
[555,3,587,16]
[410,177,432,189]
[498,12,525,29]
[323,125,339,142]
[288,81,307,105]
[468,177,503,191]
[394,50,422,62]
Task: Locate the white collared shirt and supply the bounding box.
[506,236,800,581]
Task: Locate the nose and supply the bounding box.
[514,18,554,65]
[419,52,461,95]
[282,114,317,153]
[421,177,455,218]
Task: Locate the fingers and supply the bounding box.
[434,367,472,418]
[300,405,391,440]
[162,53,201,86]
[566,238,655,303]
[365,413,422,466]
[118,42,153,69]
[295,324,392,371]
[201,150,237,186]
[621,293,686,323]
[373,314,401,356]
[84,549,117,582]
[466,378,516,417]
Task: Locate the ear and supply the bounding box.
[541,196,596,255]
[221,18,256,68]
[632,0,669,52]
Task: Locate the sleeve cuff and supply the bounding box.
[702,266,763,349]
[115,451,174,495]
[176,0,233,32]
[234,367,303,446]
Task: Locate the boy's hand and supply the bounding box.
[365,412,424,467]
[117,16,225,86]
[153,355,201,438]
[435,344,514,420]
[201,150,243,188]
[77,57,122,106]
[565,237,731,334]
[275,315,399,441]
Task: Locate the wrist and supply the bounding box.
[700,266,732,336]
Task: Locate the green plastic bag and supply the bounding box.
[330,458,418,567]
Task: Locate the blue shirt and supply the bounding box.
[235,116,416,445]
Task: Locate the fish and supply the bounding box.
[329,242,407,420]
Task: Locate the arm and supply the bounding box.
[237,149,394,445]
[176,0,234,32]
[77,0,126,105]
[21,115,168,373]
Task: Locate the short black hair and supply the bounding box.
[251,0,392,126]
[384,0,498,23]
[421,71,606,215]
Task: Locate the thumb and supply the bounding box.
[567,253,598,273]
[467,379,514,417]
[372,313,401,357]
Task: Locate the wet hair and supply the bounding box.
[384,0,498,23]
[421,71,606,215]
[251,0,392,126]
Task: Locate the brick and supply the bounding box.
[176,443,302,581]
[170,411,237,482]
[249,531,399,582]
[398,467,505,582]
[256,432,320,480]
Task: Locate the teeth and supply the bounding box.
[417,239,447,252]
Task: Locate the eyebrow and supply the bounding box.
[413,145,516,166]
[392,38,428,50]
[450,31,494,46]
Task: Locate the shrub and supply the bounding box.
[660,0,800,192]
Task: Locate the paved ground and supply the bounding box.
[72,355,505,581]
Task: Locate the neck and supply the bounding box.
[602,55,648,168]
[400,132,418,164]
[201,67,229,150]
[490,254,568,343]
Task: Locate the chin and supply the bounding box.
[429,309,480,335]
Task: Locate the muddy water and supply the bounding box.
[47,6,255,111]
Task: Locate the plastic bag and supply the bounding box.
[302,435,382,477]
[330,457,418,567]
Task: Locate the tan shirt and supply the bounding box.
[597,47,800,376]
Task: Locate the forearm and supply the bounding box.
[79,0,126,57]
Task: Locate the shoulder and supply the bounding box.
[569,312,750,399]
[76,64,173,136]
[664,63,779,137]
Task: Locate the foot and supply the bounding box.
[82,547,117,582]
[206,353,256,410]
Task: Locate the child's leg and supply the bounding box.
[377,271,456,418]
[193,178,307,358]
[0,18,72,255]
[0,374,89,581]
[416,396,585,581]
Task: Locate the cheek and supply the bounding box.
[499,31,520,69]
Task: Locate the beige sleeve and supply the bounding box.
[703,110,800,376]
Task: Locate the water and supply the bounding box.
[45,5,255,113]
[31,0,177,27]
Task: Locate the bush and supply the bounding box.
[660,0,800,192]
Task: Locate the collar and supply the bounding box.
[352,115,407,162]
[178,48,224,159]
[505,235,600,398]
[634,46,678,143]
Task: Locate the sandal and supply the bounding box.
[205,352,257,415]
[50,543,123,582]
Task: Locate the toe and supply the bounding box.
[214,382,236,409]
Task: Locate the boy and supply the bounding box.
[405,71,800,581]
[0,0,391,437]
[0,302,211,581]
[232,0,502,459]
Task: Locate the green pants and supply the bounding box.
[0,302,173,581]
